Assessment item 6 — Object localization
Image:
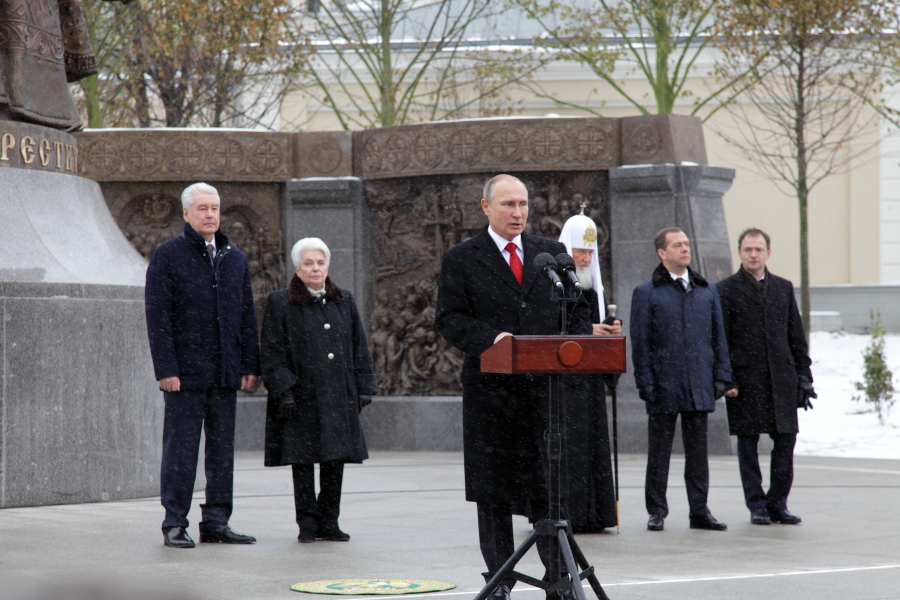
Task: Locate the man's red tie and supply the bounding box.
[506,242,523,286]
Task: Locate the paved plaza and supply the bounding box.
[0,451,898,600]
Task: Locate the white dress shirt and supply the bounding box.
[669,270,690,291]
[487,226,524,267]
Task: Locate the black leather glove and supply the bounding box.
[638,386,655,403]
[714,380,733,400]
[279,389,299,421]
[797,375,816,410]
[358,394,373,413]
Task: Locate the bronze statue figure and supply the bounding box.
[0,0,133,131]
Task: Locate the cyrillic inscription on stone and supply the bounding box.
[0,122,78,174]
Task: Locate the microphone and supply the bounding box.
[603,304,618,326]
[554,253,583,291]
[533,252,564,292]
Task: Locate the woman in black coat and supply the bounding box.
[260,237,377,543]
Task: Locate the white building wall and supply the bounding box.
[881,83,900,282]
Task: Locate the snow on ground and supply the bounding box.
[796,331,900,459]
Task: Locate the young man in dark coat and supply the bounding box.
[630,227,732,532]
[717,228,815,525]
[145,182,260,549]
[435,174,591,600]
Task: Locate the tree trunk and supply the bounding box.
[80,75,104,128]
[379,0,395,127]
[799,188,810,341]
[795,38,810,342]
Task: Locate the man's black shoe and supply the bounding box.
[768,508,802,524]
[750,508,772,525]
[298,528,316,543]
[163,527,195,548]
[490,584,511,600]
[689,512,727,531]
[647,514,664,531]
[316,527,350,542]
[199,524,257,544]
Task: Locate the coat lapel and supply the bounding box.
[520,232,539,298]
[733,269,764,306]
[473,228,522,294]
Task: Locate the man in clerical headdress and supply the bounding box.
[557,213,620,532]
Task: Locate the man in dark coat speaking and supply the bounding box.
[145,182,260,548]
[630,227,732,532]
[717,228,815,525]
[435,174,591,600]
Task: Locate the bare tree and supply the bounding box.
[715,0,897,335]
[294,0,544,129]
[75,0,310,129]
[513,0,754,118]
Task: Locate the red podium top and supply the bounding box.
[480,335,627,375]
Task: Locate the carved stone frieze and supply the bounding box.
[365,172,612,396]
[354,118,620,179]
[295,131,353,179]
[76,130,294,182]
[620,113,708,166]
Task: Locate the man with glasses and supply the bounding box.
[717,228,815,525]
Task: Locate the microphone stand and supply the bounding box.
[472,281,610,600]
[601,306,621,534]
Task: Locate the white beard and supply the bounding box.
[576,266,593,291]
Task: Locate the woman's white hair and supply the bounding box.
[181,182,220,209]
[291,237,331,268]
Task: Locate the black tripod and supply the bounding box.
[472,282,610,600]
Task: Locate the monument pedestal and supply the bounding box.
[609,163,736,455]
[283,177,373,324]
[1,125,160,507]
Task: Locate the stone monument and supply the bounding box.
[77,114,735,457]
[0,0,158,508]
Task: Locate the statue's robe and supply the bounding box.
[0,0,130,131]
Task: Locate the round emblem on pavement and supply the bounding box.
[291,579,456,595]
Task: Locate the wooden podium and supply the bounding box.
[473,335,626,600]
[480,335,626,375]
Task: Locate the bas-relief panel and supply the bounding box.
[78,130,293,182]
[355,119,620,180]
[101,182,284,326]
[366,172,611,396]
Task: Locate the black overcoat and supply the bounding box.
[145,223,260,390]
[716,269,812,435]
[563,288,617,531]
[435,227,591,505]
[630,263,732,414]
[261,276,377,466]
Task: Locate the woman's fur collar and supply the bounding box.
[289,274,344,305]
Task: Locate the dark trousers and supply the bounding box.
[737,433,797,511]
[160,387,236,530]
[477,502,559,590]
[645,411,710,517]
[292,461,344,531]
